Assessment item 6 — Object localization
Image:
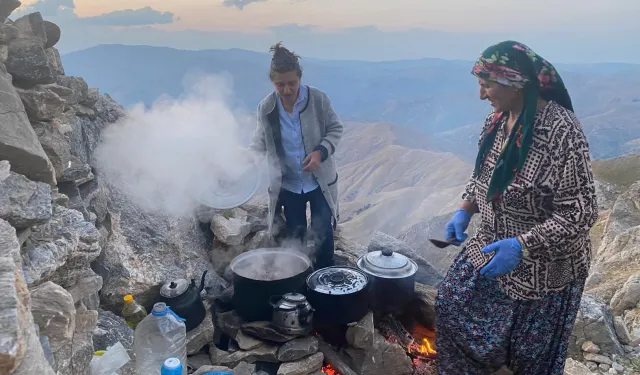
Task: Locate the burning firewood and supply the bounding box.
[316,336,358,375]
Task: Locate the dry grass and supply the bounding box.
[592,153,640,190]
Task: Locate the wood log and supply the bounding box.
[317,336,359,375]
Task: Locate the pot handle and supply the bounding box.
[268,295,282,309]
[198,270,208,292]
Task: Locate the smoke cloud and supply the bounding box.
[95,73,264,217]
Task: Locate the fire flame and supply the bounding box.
[322,363,340,375]
[419,337,436,355]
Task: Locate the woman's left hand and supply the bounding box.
[479,238,523,278]
[302,150,322,172]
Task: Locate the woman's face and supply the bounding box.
[478,78,521,113]
[271,71,301,105]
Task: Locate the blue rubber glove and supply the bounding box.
[479,238,523,279]
[445,209,471,245]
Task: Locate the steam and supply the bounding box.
[94,73,261,217]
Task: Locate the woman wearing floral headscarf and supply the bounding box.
[435,41,598,374]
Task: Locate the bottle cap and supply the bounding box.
[151,302,167,316]
[161,358,183,375]
[123,294,133,304]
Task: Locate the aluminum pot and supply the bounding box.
[356,248,418,314]
[306,266,370,325]
[230,248,313,322]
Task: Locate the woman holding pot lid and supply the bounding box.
[435,41,598,374]
[249,42,343,269]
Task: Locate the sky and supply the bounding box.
[14,0,640,63]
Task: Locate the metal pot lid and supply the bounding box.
[283,293,307,303]
[160,279,189,298]
[196,156,261,210]
[306,266,368,295]
[357,249,418,279]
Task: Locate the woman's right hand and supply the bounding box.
[445,209,471,245]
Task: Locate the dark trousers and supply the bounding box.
[277,187,334,269]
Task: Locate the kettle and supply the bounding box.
[269,293,314,335]
[155,270,208,332]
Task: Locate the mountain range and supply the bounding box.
[62,44,640,160]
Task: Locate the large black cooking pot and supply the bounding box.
[230,248,313,322]
[306,266,370,325]
[357,248,418,315]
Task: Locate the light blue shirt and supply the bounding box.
[277,85,319,194]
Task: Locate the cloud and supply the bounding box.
[222,0,268,9]
[13,0,176,26]
[82,7,177,27]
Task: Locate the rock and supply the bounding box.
[42,20,60,49]
[211,210,251,246]
[277,336,319,362]
[367,231,443,286]
[60,158,93,185]
[0,218,56,375]
[31,121,72,180]
[277,352,323,375]
[0,219,27,374]
[611,273,640,315]
[94,187,222,309]
[235,329,262,351]
[584,352,613,365]
[92,309,136,375]
[0,171,52,229]
[586,361,599,371]
[69,304,98,375]
[346,311,374,349]
[0,65,56,184]
[246,230,276,249]
[15,85,65,121]
[55,75,89,106]
[65,268,103,305]
[44,47,64,76]
[582,341,601,354]
[614,316,632,344]
[6,13,56,85]
[344,330,413,375]
[215,309,244,338]
[81,88,100,108]
[78,179,109,227]
[210,342,279,368]
[241,321,302,343]
[188,353,212,371]
[612,362,624,372]
[570,294,625,356]
[599,363,611,371]
[0,160,9,182]
[193,365,234,375]
[187,306,215,355]
[22,204,101,287]
[29,281,75,374]
[0,0,20,22]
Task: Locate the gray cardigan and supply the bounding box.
[250,86,344,233]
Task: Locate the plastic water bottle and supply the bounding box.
[134,302,187,375]
[161,358,183,375]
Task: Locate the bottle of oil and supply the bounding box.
[122,294,147,329]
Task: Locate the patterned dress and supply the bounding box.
[435,101,598,374]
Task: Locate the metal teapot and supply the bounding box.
[269,293,314,335]
[155,270,208,332]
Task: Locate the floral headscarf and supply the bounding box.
[471,40,573,202]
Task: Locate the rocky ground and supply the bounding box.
[1,2,640,375]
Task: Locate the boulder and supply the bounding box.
[210,342,279,368]
[276,352,323,375]
[211,209,252,246]
[610,273,640,316]
[5,12,56,85]
[44,47,64,76]
[55,75,89,105]
[0,65,56,184]
[0,0,20,22]
[31,121,72,180]
[0,218,55,375]
[570,294,624,356]
[346,311,374,349]
[42,20,60,49]
[277,336,319,362]
[21,204,101,287]
[16,85,66,121]
[344,330,413,375]
[29,281,76,374]
[564,358,597,375]
[95,187,224,310]
[0,170,52,229]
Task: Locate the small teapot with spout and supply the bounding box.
[156,270,208,332]
[269,293,314,335]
